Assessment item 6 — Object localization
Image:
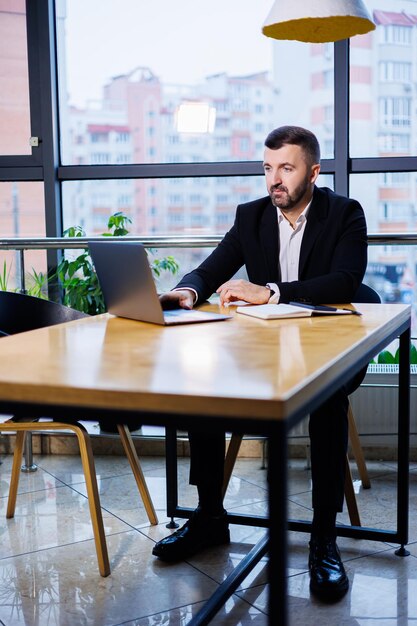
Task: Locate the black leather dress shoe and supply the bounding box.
[309,536,349,601]
[152,510,230,562]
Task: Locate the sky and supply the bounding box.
[61,0,274,108]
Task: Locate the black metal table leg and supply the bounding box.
[189,534,269,626]
[267,422,288,626]
[165,427,180,528]
[396,325,410,555]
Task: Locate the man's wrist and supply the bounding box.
[172,287,198,304]
[266,283,280,304]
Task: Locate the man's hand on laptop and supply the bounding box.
[159,290,195,310]
[217,279,270,307]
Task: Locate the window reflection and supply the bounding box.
[351,1,417,158]
[0,1,31,155]
[351,173,417,332]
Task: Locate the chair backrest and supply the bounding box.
[0,291,88,335]
[352,283,381,304]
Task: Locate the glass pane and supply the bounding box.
[350,172,417,327]
[270,41,335,159]
[350,1,416,158]
[0,181,46,292]
[317,173,333,189]
[62,176,267,235]
[0,0,31,155]
[57,0,334,164]
[0,181,45,236]
[63,172,333,238]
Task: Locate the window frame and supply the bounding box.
[1,0,417,248]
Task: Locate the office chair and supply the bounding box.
[222,283,380,527]
[0,291,157,576]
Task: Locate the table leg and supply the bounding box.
[268,422,288,626]
[165,427,180,528]
[396,325,410,555]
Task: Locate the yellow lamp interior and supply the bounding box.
[262,15,376,43]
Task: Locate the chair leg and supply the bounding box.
[222,433,243,498]
[223,431,363,528]
[344,455,361,526]
[7,431,26,519]
[74,426,110,577]
[348,403,371,489]
[117,424,158,525]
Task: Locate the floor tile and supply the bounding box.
[122,596,267,625]
[0,530,219,626]
[0,483,130,560]
[0,453,413,626]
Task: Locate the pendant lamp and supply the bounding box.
[262,0,376,43]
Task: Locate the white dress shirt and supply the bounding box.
[267,198,312,303]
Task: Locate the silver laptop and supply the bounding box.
[88,240,231,325]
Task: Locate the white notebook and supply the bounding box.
[236,303,357,320]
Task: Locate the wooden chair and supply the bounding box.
[222,284,380,527]
[0,291,157,576]
[223,408,369,526]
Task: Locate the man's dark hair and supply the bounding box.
[265,125,321,166]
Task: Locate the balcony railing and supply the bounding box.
[0,232,416,293]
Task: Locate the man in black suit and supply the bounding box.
[152,126,367,601]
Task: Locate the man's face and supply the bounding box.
[263,144,320,215]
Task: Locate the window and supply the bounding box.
[4,0,417,327]
[91,152,110,164]
[239,137,250,152]
[116,132,129,143]
[0,181,45,237]
[380,25,412,45]
[379,202,411,220]
[62,177,264,236]
[379,97,411,127]
[378,133,410,154]
[323,69,333,89]
[379,61,412,82]
[57,0,276,165]
[168,194,182,205]
[168,213,184,224]
[189,194,202,204]
[379,172,410,186]
[351,8,417,158]
[118,194,132,207]
[0,1,31,154]
[216,194,229,204]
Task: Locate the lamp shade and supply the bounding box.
[262,0,376,43]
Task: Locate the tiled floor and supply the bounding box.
[0,450,416,625]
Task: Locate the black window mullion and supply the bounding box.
[31,0,62,298]
[333,39,350,197]
[25,0,44,168]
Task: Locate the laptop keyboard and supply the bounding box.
[164,309,212,320]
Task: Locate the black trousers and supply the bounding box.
[188,368,366,515]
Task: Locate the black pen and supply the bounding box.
[289,302,362,316]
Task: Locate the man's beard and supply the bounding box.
[269,176,310,211]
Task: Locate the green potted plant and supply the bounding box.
[53,212,179,315]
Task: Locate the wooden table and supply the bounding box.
[0,302,410,625]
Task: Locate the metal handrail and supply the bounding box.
[0,236,221,250]
[0,232,415,250]
[2,233,416,296]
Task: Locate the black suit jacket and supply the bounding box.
[176,186,368,305]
